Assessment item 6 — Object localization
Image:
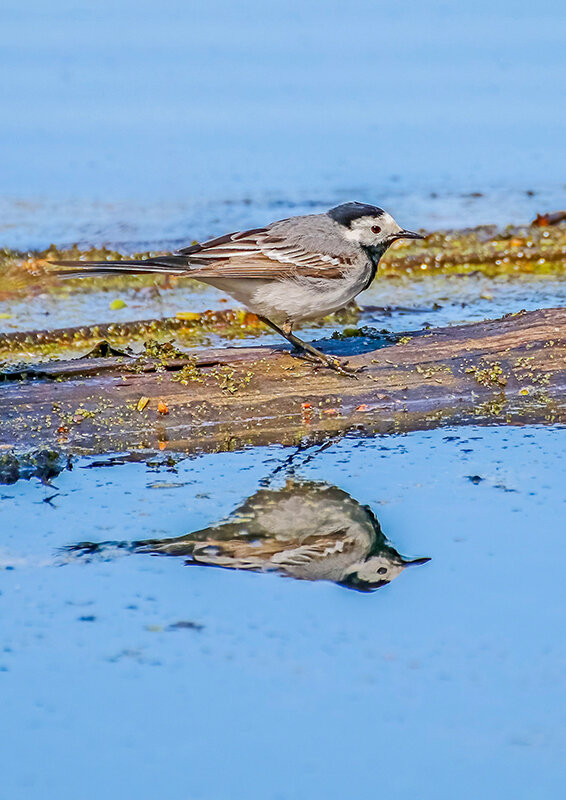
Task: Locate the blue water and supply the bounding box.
[1,426,566,799]
[1,0,565,248]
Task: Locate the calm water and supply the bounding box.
[1,427,566,799]
[3,273,566,352]
[1,0,565,249]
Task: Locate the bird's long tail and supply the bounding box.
[51,255,191,279]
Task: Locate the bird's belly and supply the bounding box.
[197,277,274,316]
[206,274,366,324]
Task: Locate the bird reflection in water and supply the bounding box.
[117,479,430,592]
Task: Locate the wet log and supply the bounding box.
[0,307,565,458]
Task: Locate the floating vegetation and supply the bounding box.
[2,222,566,302]
[0,309,266,363]
[379,223,566,279]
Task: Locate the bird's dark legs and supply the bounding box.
[258,316,361,377]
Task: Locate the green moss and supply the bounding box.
[473,393,508,417]
[170,359,203,385]
[2,223,566,300]
[465,361,507,388]
[210,366,254,394]
[171,360,254,394]
[415,363,452,379]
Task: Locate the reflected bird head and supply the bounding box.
[340,553,431,593]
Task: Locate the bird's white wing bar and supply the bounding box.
[261,246,342,267]
[176,228,268,259]
[270,536,356,568]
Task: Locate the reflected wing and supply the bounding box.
[189,530,357,572]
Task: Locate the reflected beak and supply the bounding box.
[402,556,431,567]
[394,229,425,241]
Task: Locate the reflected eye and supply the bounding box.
[371,225,381,234]
[377,567,387,575]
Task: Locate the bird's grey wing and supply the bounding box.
[188,531,360,575]
[52,216,358,280]
[270,533,358,567]
[177,219,356,280]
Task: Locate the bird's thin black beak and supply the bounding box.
[402,556,431,567]
[395,229,425,241]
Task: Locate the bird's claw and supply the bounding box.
[295,353,363,378]
[326,357,364,378]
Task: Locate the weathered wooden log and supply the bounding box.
[0,307,565,457]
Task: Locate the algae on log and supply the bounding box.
[0,307,565,458]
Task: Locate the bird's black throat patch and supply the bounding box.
[361,244,387,290]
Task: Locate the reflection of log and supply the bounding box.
[1,307,565,456]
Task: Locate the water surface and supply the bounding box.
[1,426,565,799]
[1,0,565,249]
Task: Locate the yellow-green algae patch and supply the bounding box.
[0,305,362,364]
[1,222,566,299]
[380,224,566,279]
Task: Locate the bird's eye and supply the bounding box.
[377,567,387,575]
[371,225,381,234]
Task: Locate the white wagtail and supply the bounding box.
[133,479,431,591]
[54,202,423,375]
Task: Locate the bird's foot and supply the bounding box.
[291,349,363,378]
[323,356,364,378]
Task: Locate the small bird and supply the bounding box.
[132,479,430,592]
[53,202,423,375]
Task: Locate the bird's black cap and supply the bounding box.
[327,202,386,228]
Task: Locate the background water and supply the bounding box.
[1,0,565,249]
[1,427,566,799]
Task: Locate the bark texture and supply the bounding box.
[1,307,565,456]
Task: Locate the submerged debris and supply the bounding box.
[0,449,69,485]
[532,210,566,227]
[0,309,265,363]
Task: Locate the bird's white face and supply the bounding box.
[351,554,407,586]
[342,211,407,248]
[341,552,431,591]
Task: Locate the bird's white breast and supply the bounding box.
[249,264,372,323]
